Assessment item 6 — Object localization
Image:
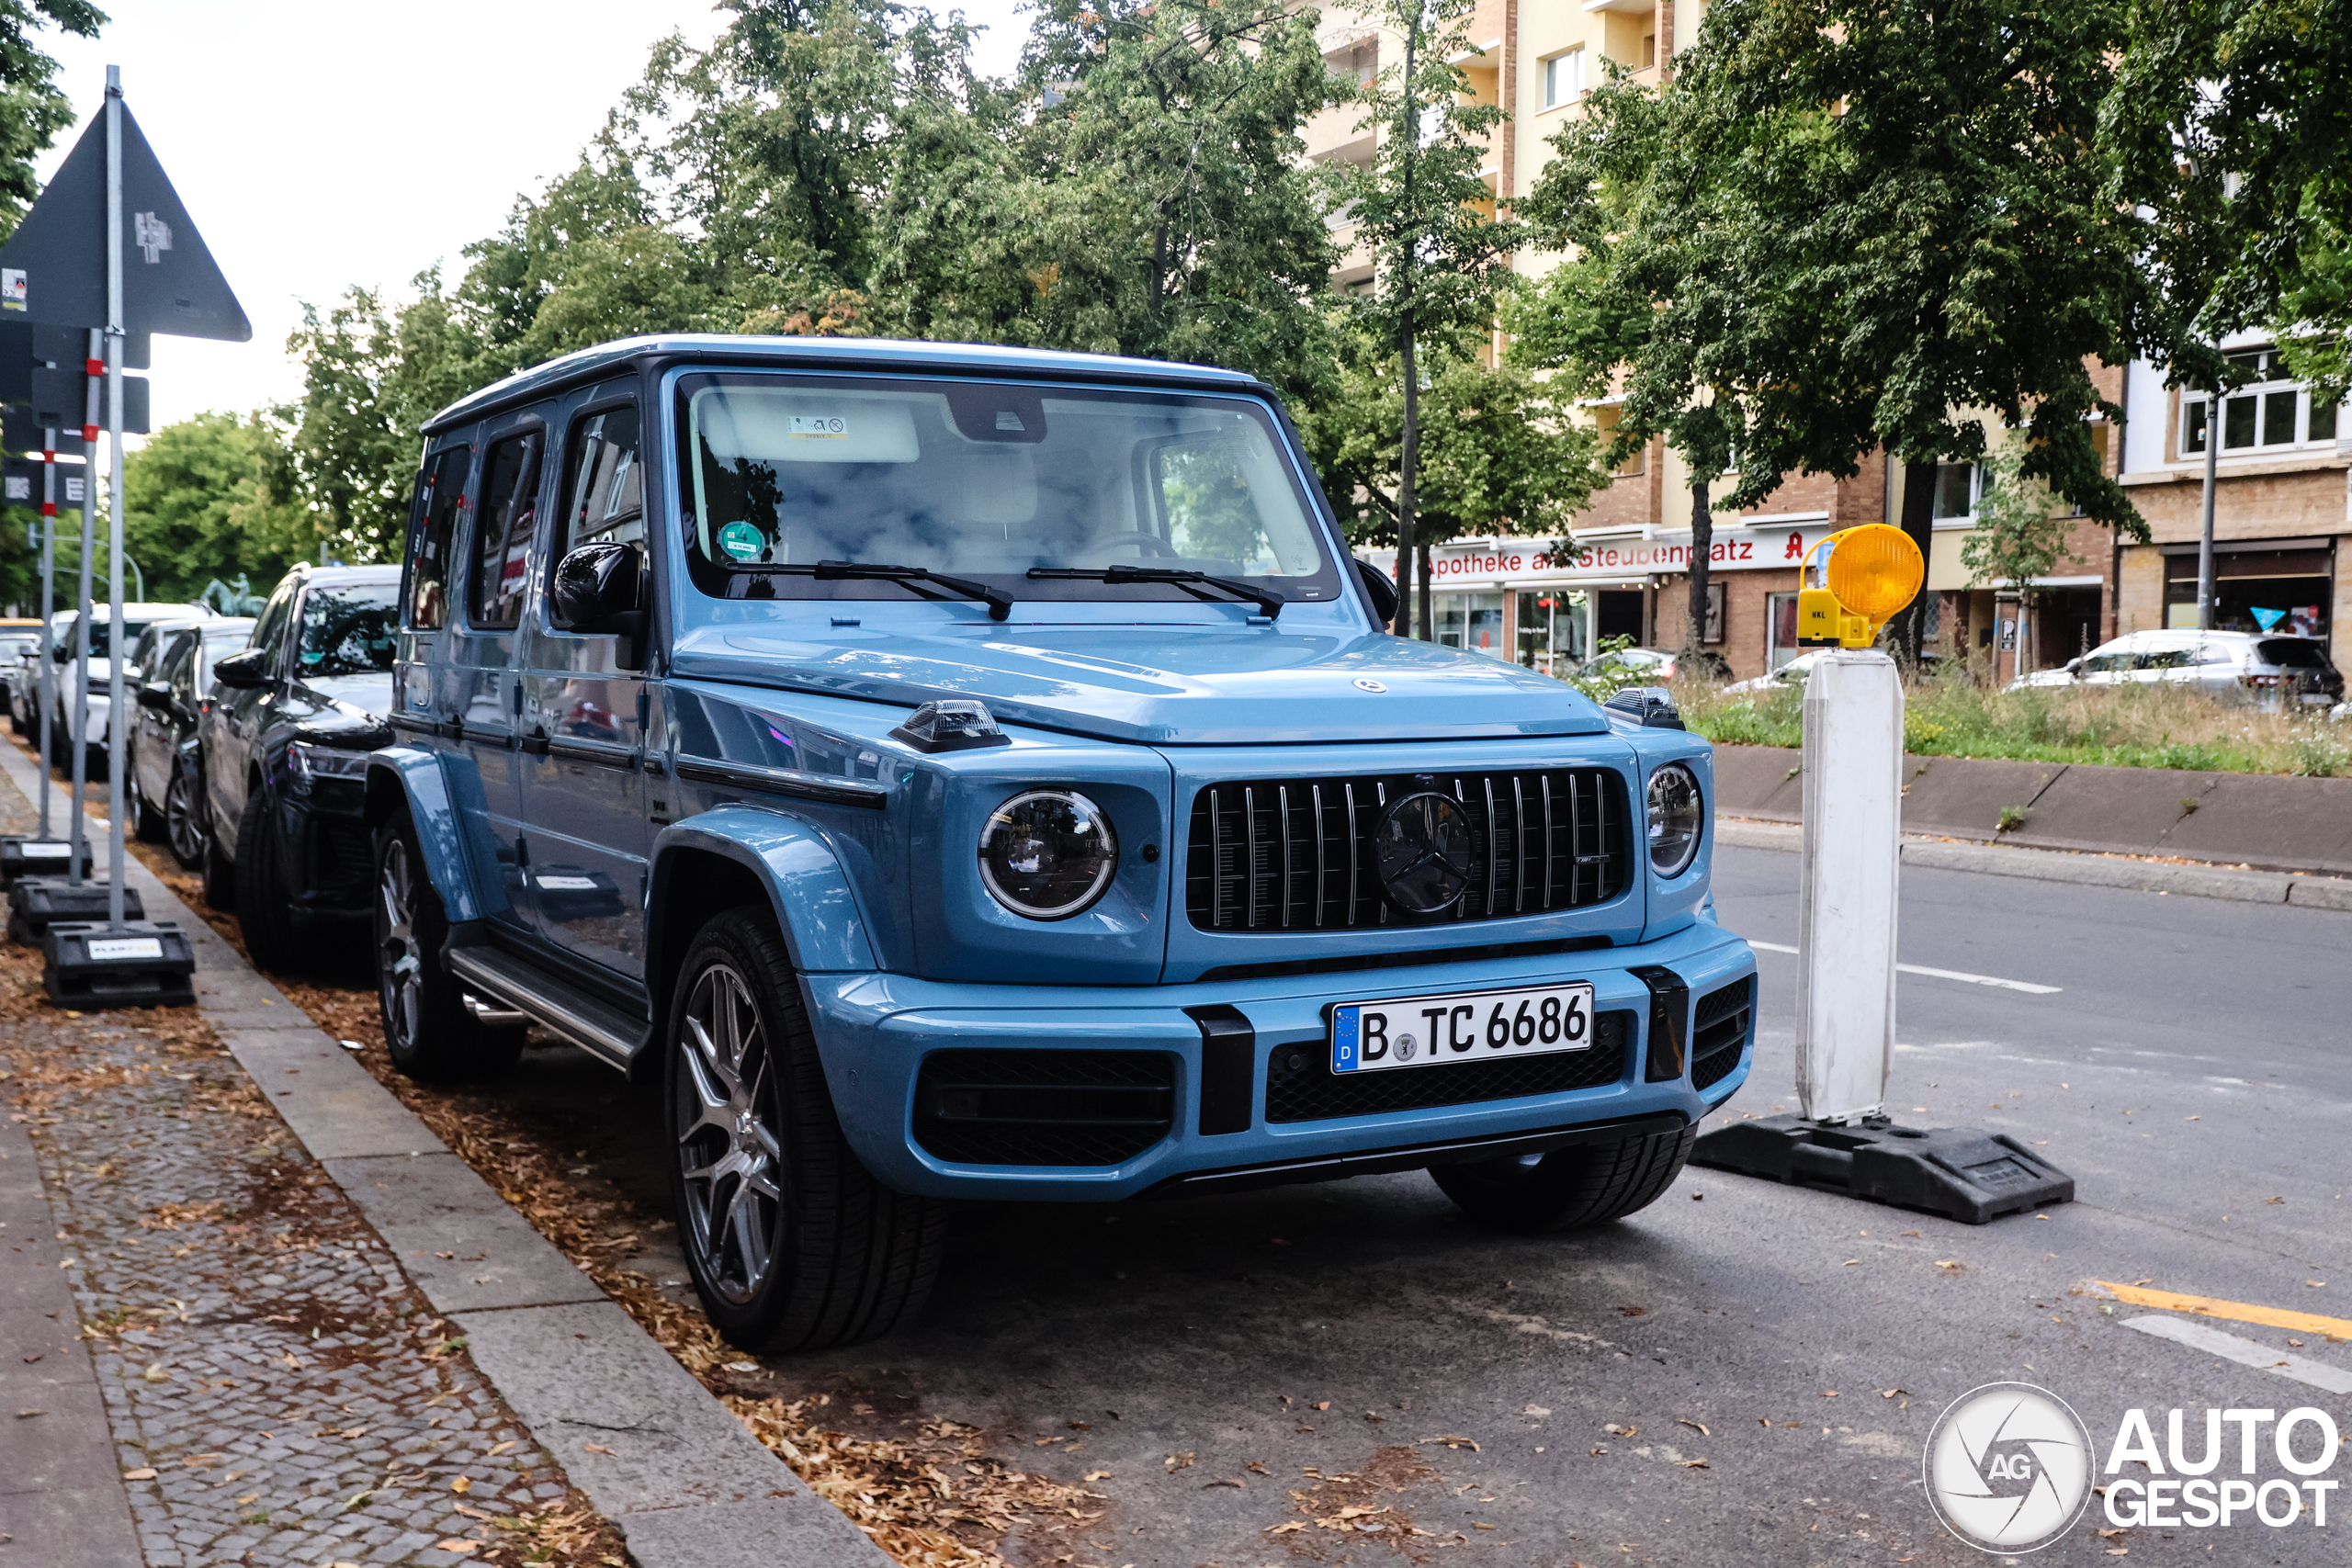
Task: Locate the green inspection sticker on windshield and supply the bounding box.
[717,520,766,561]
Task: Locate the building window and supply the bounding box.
[1435,590,1506,654]
[1542,49,1585,107]
[1767,592,1803,670]
[1932,461,1991,521]
[2180,345,2346,457]
[1517,589,1588,675]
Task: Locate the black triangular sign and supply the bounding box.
[0,98,250,342]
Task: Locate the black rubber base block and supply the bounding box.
[7,878,144,943]
[0,837,92,888]
[1690,1113,2074,1224]
[41,919,197,1009]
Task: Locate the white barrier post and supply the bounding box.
[1794,650,1903,1123]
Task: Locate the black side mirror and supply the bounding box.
[1352,557,1398,629]
[136,680,173,711]
[551,541,644,633]
[212,648,271,690]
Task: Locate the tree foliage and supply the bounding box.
[1959,435,2081,595]
[121,412,314,600]
[0,0,103,241]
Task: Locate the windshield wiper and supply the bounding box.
[1029,565,1284,617]
[745,559,1012,620]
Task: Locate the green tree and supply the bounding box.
[872,0,1344,400]
[1525,0,2152,660]
[1959,436,2081,598]
[1331,0,1521,637]
[121,412,315,600]
[1305,346,1601,595]
[2106,0,2352,400]
[0,0,104,241]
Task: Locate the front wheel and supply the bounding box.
[233,788,305,973]
[1429,1123,1697,1232]
[666,908,947,1352]
[373,807,524,1082]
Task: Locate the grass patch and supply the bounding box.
[1668,673,2347,777]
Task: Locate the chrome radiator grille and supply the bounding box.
[1183,768,1627,933]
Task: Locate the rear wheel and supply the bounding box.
[373,806,524,1082]
[1429,1123,1697,1232]
[233,788,305,973]
[667,908,948,1352]
[164,757,207,871]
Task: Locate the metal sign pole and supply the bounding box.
[103,64,127,931]
[35,425,56,838]
[65,326,97,888]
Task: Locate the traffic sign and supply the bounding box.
[4,455,87,508]
[0,98,249,341]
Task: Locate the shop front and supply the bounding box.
[1368,520,1842,681]
[2158,538,2335,643]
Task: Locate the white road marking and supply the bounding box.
[2121,1314,2352,1395]
[1745,940,2062,994]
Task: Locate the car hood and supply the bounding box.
[286,671,396,734]
[672,621,1610,744]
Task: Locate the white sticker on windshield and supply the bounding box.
[788,414,849,438]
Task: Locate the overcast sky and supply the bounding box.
[33,0,1029,432]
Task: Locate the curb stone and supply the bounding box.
[1715,816,2352,910]
[0,739,893,1568]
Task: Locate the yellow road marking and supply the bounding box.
[2091,1280,2352,1342]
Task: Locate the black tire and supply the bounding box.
[373,805,525,1082]
[1429,1123,1698,1232]
[164,756,208,872]
[665,907,948,1353]
[233,786,305,973]
[201,814,237,910]
[129,759,166,842]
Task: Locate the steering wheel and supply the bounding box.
[1076,532,1179,561]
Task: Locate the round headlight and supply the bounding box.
[1645,763,1703,877]
[978,790,1119,919]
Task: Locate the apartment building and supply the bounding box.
[2118,333,2351,649]
[1313,0,2150,682]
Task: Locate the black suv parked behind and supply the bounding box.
[128,616,254,868]
[200,564,401,968]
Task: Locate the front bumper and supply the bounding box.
[807,919,1757,1201]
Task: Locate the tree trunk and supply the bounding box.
[1418,538,1435,640]
[1685,478,1712,662]
[1396,312,1420,637]
[1896,457,1939,662]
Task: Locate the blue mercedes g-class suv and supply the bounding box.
[364,335,1757,1351]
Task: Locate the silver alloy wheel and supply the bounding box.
[164,765,204,865]
[674,964,785,1306]
[377,838,424,1050]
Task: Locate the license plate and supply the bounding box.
[1329,982,1596,1074]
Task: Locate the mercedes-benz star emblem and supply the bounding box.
[1352,678,1387,693]
[1374,791,1476,915]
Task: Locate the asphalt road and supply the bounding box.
[451,844,2352,1568]
[748,847,2352,1568]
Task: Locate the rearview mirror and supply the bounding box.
[551,541,644,634]
[136,680,173,711]
[211,648,271,690]
[1352,557,1398,628]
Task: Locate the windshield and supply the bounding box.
[52,616,159,660]
[677,373,1339,606]
[298,584,399,677]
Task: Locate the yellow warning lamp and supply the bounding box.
[1795,525,1926,649]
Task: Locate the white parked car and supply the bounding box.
[40,603,214,763]
[2007,629,2344,707]
[1724,649,1826,695]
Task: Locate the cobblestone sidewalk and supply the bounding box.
[1,787,621,1566]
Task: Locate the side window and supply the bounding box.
[249,581,297,661]
[469,430,544,630]
[405,445,470,630]
[553,404,643,568]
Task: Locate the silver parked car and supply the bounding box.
[2008,628,2344,706]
